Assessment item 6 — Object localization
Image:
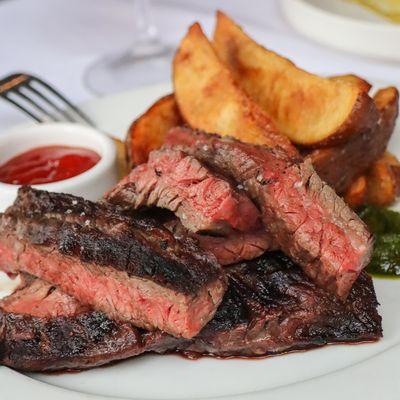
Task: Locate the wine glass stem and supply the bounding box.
[133,0,159,43]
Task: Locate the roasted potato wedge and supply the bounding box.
[345,152,400,208]
[365,152,400,206]
[124,73,371,169]
[344,175,367,208]
[173,23,296,155]
[213,11,378,147]
[126,94,182,168]
[329,74,372,93]
[308,86,399,193]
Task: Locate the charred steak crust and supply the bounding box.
[0,253,382,371]
[0,278,178,371]
[166,127,373,299]
[0,187,227,338]
[180,252,382,357]
[0,310,176,372]
[4,187,222,295]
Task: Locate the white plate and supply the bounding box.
[0,83,399,400]
[282,0,400,61]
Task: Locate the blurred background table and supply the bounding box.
[1,0,400,131]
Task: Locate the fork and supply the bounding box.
[0,73,95,126]
[0,72,129,176]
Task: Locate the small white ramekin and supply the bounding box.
[0,122,119,211]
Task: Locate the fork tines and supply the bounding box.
[0,73,95,126]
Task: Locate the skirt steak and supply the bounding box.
[0,187,227,339]
[0,253,382,371]
[166,127,373,299]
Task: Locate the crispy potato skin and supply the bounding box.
[365,152,400,206]
[126,94,182,168]
[308,87,399,194]
[345,152,400,208]
[213,11,378,147]
[173,23,296,156]
[329,74,372,93]
[344,176,367,208]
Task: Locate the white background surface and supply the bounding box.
[0,0,400,399]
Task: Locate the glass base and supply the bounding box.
[84,43,172,95]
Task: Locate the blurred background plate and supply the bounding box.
[282,0,400,61]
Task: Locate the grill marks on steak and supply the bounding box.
[0,277,176,371]
[0,187,227,338]
[180,252,382,357]
[165,127,373,299]
[107,148,261,234]
[107,147,270,265]
[0,253,382,371]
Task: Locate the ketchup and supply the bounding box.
[0,145,101,185]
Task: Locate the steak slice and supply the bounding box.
[0,187,227,338]
[0,276,177,371]
[180,252,382,357]
[165,127,373,299]
[0,252,381,371]
[0,274,89,318]
[165,218,272,265]
[107,148,261,234]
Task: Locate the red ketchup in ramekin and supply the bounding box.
[0,145,101,185]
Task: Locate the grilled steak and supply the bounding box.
[0,252,381,371]
[166,127,373,299]
[0,274,89,317]
[0,187,227,338]
[181,252,382,357]
[107,148,261,234]
[165,218,272,265]
[0,277,177,371]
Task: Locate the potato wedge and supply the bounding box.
[173,23,296,155]
[308,86,399,193]
[213,11,378,147]
[125,94,182,168]
[344,175,367,208]
[123,73,369,169]
[345,152,400,208]
[365,152,400,206]
[329,74,372,93]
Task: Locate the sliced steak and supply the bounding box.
[166,127,373,299]
[0,274,89,318]
[107,148,261,234]
[180,252,382,357]
[0,187,227,338]
[165,218,272,265]
[0,252,381,371]
[0,277,177,371]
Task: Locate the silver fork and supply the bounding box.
[0,73,95,126]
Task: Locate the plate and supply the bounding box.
[282,0,400,61]
[0,83,399,400]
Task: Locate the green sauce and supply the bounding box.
[358,206,400,278]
